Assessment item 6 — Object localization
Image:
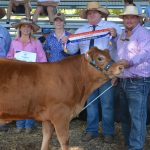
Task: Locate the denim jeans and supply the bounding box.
[16,120,35,128]
[119,77,150,150]
[86,80,115,136]
[0,124,9,131]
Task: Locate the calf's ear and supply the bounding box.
[85,53,92,62]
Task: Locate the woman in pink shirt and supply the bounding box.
[7,18,47,133]
[7,18,47,62]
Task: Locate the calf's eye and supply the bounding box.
[98,57,103,61]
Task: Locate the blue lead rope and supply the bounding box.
[81,84,113,112]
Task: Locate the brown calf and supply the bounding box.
[0,47,124,150]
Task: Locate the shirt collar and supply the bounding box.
[53,31,66,40]
[88,20,105,28]
[15,37,33,44]
[124,23,141,34]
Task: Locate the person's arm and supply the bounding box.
[66,39,80,55]
[108,23,122,61]
[5,29,12,55]
[0,28,11,57]
[36,39,47,62]
[66,28,83,55]
[130,29,150,66]
[111,22,122,38]
[43,35,51,59]
[6,41,15,59]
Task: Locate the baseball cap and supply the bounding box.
[53,13,65,21]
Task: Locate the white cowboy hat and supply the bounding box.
[119,5,145,18]
[11,18,40,32]
[80,2,109,19]
[0,8,6,19]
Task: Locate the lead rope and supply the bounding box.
[81,84,113,112]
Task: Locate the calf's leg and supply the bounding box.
[41,121,54,150]
[53,118,70,150]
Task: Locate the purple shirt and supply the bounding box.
[117,24,150,78]
[7,37,47,62]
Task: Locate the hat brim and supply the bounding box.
[0,8,6,19]
[119,13,145,19]
[11,22,40,32]
[53,16,65,21]
[80,7,109,19]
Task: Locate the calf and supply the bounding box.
[0,47,124,150]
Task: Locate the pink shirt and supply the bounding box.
[7,37,47,62]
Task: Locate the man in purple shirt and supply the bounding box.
[0,8,11,132]
[116,5,150,150]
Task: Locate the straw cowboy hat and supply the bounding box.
[11,18,40,32]
[80,2,109,19]
[119,5,145,18]
[0,8,6,19]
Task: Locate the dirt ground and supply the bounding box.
[0,119,150,150]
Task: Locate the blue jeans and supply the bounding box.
[86,80,115,136]
[119,78,150,150]
[16,120,35,128]
[0,124,9,131]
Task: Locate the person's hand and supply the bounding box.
[45,50,51,58]
[111,77,118,86]
[61,36,69,44]
[109,28,117,38]
[117,59,130,68]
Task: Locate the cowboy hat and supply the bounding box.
[11,18,40,32]
[119,5,144,18]
[0,8,6,19]
[80,2,109,19]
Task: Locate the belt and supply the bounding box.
[120,77,150,81]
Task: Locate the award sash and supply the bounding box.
[68,28,111,43]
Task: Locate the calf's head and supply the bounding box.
[86,47,124,79]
